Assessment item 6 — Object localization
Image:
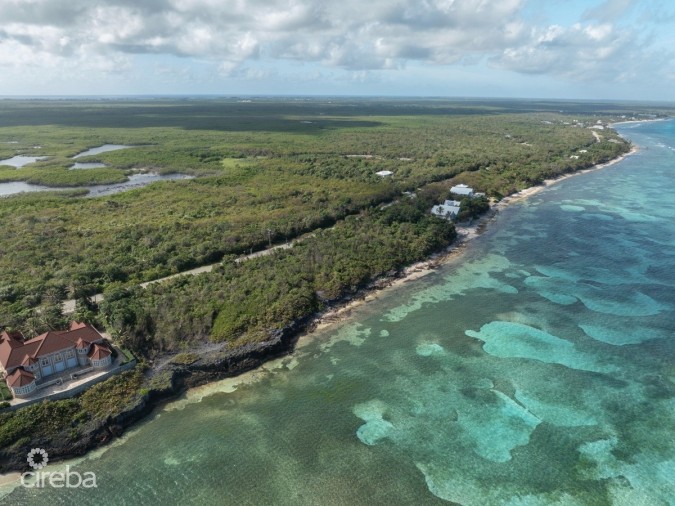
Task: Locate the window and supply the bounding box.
[40,357,50,366]
[65,350,75,358]
[54,353,63,362]
[92,357,111,368]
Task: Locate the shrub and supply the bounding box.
[171,353,199,365]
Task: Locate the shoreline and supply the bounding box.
[0,141,637,480]
[491,145,638,208]
[61,121,654,313]
[609,117,669,127]
[302,145,638,336]
[301,221,487,337]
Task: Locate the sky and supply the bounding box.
[0,0,673,101]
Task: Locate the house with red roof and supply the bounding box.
[0,322,113,398]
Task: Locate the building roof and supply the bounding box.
[21,356,38,366]
[0,339,41,371]
[28,331,75,358]
[0,322,104,371]
[375,170,393,177]
[0,330,24,343]
[6,367,35,387]
[64,325,105,346]
[450,184,474,195]
[88,343,112,360]
[431,204,460,217]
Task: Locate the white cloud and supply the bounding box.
[582,0,637,22]
[0,0,671,93]
[0,0,524,70]
[492,20,662,82]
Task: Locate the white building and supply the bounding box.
[450,184,474,196]
[431,201,461,219]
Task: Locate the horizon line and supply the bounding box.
[0,94,673,105]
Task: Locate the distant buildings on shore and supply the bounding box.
[431,200,462,218]
[431,184,486,220]
[450,183,474,196]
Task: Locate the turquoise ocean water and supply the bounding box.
[1,120,674,505]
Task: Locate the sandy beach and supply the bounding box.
[305,145,638,335]
[0,472,21,487]
[281,120,642,320]
[493,145,638,208]
[610,117,668,127]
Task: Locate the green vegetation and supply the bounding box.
[458,195,491,221]
[171,353,200,365]
[100,196,455,352]
[0,378,12,401]
[0,370,145,450]
[79,370,145,419]
[0,98,671,460]
[0,99,638,329]
[1,98,661,353]
[0,399,81,448]
[147,370,174,392]
[0,166,129,187]
[119,347,136,364]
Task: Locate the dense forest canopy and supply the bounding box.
[0,97,664,353]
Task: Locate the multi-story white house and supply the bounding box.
[0,322,112,398]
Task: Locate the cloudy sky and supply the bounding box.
[0,0,673,100]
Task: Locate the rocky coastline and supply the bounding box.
[0,142,637,476]
[0,272,412,474]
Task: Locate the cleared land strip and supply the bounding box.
[62,240,298,314]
